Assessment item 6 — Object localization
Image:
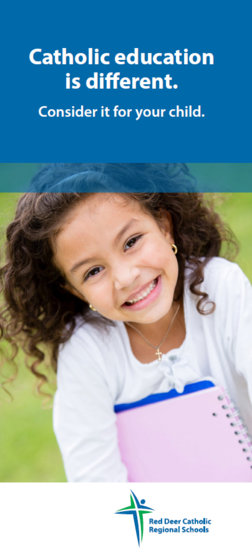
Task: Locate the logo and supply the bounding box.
[115,490,154,546]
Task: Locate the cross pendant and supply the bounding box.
[155,348,162,362]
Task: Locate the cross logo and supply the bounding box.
[115,490,154,546]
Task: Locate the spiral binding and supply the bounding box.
[218,391,252,467]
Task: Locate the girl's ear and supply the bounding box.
[60,282,88,303]
[159,211,174,242]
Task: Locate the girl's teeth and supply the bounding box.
[127,279,157,304]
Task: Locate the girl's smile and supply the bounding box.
[54,194,179,328]
[122,275,161,310]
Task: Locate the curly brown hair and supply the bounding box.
[0,163,237,395]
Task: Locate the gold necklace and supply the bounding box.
[125,304,180,362]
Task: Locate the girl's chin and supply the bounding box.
[125,308,172,325]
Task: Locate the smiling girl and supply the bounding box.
[1,163,252,482]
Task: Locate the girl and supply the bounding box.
[1,163,252,482]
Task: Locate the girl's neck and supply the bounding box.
[125,299,185,364]
[127,299,183,341]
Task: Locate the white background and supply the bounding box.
[1,483,251,552]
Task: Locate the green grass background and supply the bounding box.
[0,163,251,482]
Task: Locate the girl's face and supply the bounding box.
[54,195,179,325]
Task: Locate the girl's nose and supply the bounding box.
[113,264,141,290]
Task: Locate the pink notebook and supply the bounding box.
[115,380,252,482]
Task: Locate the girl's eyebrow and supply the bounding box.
[114,218,138,246]
[70,218,138,274]
[70,257,98,274]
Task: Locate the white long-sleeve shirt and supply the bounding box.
[53,258,252,481]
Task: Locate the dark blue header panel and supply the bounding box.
[1,0,252,163]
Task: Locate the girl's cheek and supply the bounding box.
[141,240,171,265]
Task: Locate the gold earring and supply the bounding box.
[171,244,178,255]
[89,304,96,311]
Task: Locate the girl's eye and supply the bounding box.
[124,235,142,251]
[84,266,103,281]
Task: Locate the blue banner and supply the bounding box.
[0,163,252,192]
[1,0,252,163]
